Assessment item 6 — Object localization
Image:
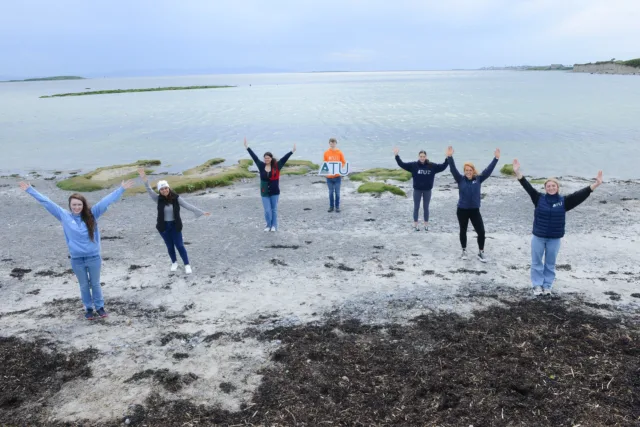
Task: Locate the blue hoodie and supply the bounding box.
[395,156,449,190]
[449,156,498,209]
[26,186,125,258]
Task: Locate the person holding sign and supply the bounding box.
[324,138,346,212]
[512,159,603,296]
[394,146,449,231]
[244,137,295,231]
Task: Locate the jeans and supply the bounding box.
[261,194,280,228]
[456,208,486,250]
[413,189,432,222]
[70,255,103,310]
[327,177,342,208]
[531,235,561,289]
[159,221,190,264]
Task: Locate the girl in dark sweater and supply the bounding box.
[394,146,449,231]
[512,159,602,296]
[138,168,210,274]
[244,138,295,232]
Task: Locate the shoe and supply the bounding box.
[96,307,108,318]
[85,309,95,320]
[328,207,334,212]
[170,262,178,272]
[543,288,552,296]
[335,207,340,213]
[415,225,420,232]
[270,227,276,232]
[185,265,192,274]
[424,225,429,232]
[461,249,468,260]
[532,286,543,296]
[264,227,270,232]
[477,251,487,263]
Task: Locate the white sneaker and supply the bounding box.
[264,227,270,232]
[170,262,178,272]
[532,286,543,296]
[543,287,552,296]
[461,249,468,260]
[185,265,192,274]
[270,227,276,232]
[477,251,487,263]
[414,224,420,232]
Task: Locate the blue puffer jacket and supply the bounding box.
[449,156,499,209]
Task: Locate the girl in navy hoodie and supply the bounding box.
[512,159,602,296]
[448,147,500,262]
[394,146,449,231]
[244,138,295,232]
[19,180,134,320]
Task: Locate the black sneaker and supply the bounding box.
[96,307,109,318]
[335,207,341,213]
[85,309,95,320]
[477,251,487,263]
[328,207,334,213]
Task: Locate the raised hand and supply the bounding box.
[446,146,454,157]
[18,181,31,191]
[203,212,211,216]
[292,143,297,153]
[137,167,148,183]
[512,159,521,173]
[393,147,400,156]
[121,179,135,189]
[494,148,501,159]
[243,137,248,149]
[591,170,603,190]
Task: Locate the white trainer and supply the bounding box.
[264,227,270,232]
[461,249,468,260]
[185,265,192,274]
[270,227,277,232]
[170,262,178,272]
[543,287,552,296]
[533,286,543,296]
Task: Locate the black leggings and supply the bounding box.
[456,208,485,250]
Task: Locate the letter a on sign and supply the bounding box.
[318,161,351,176]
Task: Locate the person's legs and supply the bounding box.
[530,235,546,288]
[270,194,280,229]
[542,238,562,289]
[85,255,104,309]
[70,257,93,310]
[456,208,470,249]
[261,196,272,228]
[423,190,432,224]
[413,190,423,225]
[469,209,486,251]
[159,222,177,262]
[334,176,342,209]
[171,227,190,265]
[327,178,336,209]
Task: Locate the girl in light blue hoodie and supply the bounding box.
[19,180,134,320]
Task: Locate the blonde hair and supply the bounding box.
[463,162,479,177]
[544,177,561,189]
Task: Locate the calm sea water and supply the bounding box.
[1,71,639,179]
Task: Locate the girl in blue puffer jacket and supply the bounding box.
[512,159,603,296]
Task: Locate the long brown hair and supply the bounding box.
[68,194,96,241]
[264,151,280,180]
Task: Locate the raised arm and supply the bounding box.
[20,182,66,221]
[564,171,602,211]
[91,180,133,219]
[278,151,293,169]
[447,147,462,183]
[138,168,159,202]
[178,197,210,217]
[245,138,264,169]
[394,150,413,173]
[513,159,541,205]
[478,148,500,183]
[432,157,449,173]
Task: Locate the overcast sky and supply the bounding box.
[1,0,639,78]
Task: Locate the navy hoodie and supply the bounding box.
[395,156,449,191]
[247,148,293,196]
[449,156,498,209]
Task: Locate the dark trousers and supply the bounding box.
[159,221,190,264]
[456,208,485,250]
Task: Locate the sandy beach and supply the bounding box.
[1,171,639,426]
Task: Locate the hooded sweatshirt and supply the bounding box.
[395,156,449,190]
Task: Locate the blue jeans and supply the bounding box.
[327,177,342,208]
[70,255,103,310]
[261,195,280,228]
[531,235,561,289]
[159,221,190,264]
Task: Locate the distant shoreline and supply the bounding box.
[2,76,85,82]
[40,85,235,98]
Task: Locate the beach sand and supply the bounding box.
[1,173,639,425]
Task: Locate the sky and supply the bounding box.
[1,0,639,78]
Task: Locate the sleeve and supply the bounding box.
[91,186,125,219]
[178,197,205,217]
[395,156,413,173]
[432,157,449,173]
[448,156,462,183]
[144,181,159,202]
[478,157,499,183]
[564,186,593,212]
[278,151,293,169]
[25,186,66,221]
[247,148,264,169]
[518,177,541,206]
